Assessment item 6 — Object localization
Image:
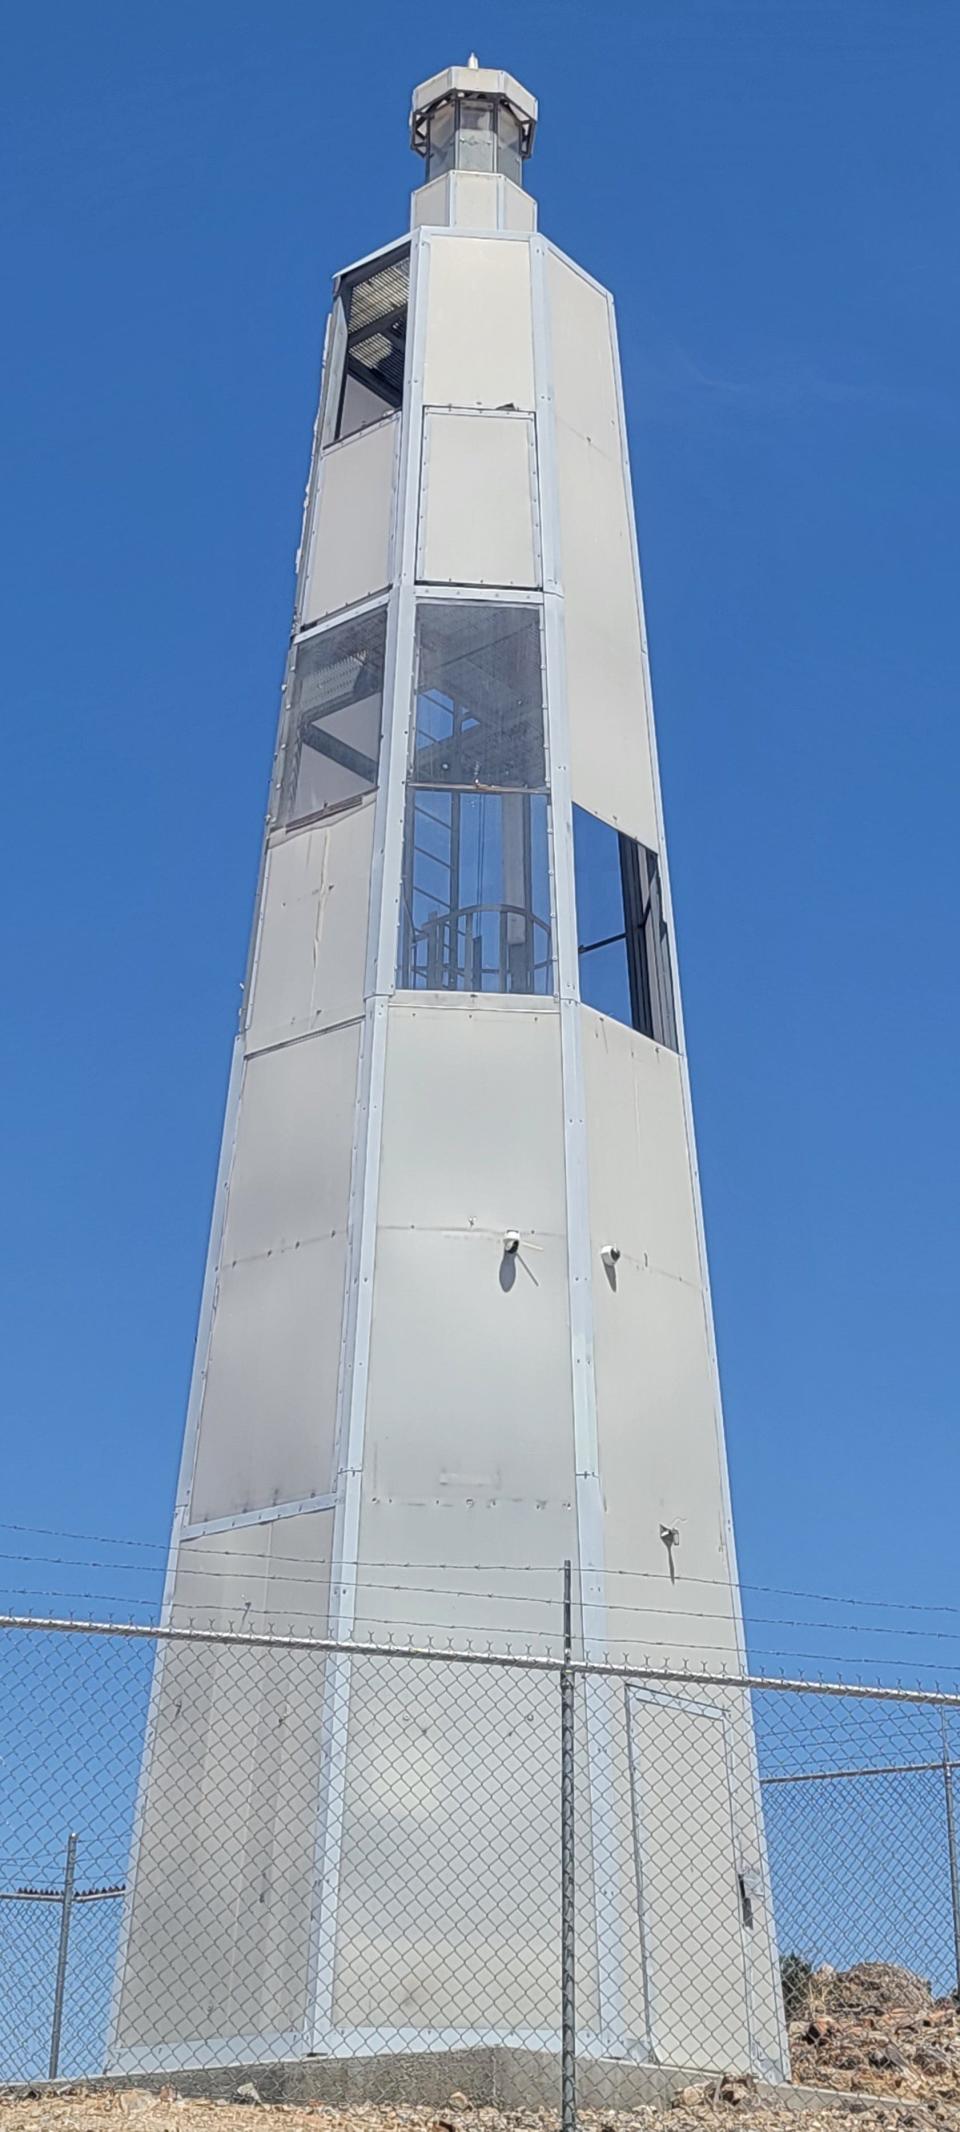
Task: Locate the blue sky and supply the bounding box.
[1,0,958,1682]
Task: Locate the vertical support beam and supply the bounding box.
[531,230,625,2051]
[309,226,431,2051]
[48,1831,77,2081]
[941,1712,960,1999]
[528,236,605,1655]
[560,1562,577,2132]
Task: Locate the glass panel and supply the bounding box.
[281,608,387,826]
[335,253,409,441]
[496,107,523,186]
[573,805,624,947]
[426,100,456,181]
[411,604,546,789]
[338,372,394,440]
[457,96,497,172]
[572,803,678,1049]
[399,790,552,995]
[639,844,679,1050]
[579,938,633,1026]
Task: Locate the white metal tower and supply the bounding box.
[111,63,788,2086]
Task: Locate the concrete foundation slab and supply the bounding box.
[1,2051,896,2115]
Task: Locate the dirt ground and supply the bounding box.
[0,2096,952,2132]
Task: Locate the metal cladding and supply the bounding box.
[112,63,789,2084]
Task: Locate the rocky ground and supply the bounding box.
[786,1962,960,2107]
[2,1968,959,2132]
[0,2096,944,2132]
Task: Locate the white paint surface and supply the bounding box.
[303,418,397,624]
[418,410,539,587]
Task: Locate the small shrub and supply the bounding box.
[781,1952,815,2020]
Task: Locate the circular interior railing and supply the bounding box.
[406,903,552,994]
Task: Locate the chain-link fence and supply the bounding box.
[0,1614,958,2108]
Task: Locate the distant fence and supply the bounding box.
[0,1614,958,2108]
[0,1852,124,2080]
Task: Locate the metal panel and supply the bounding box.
[364,1226,574,1506]
[111,1520,329,2061]
[188,1021,361,1524]
[546,250,620,458]
[353,1497,576,1650]
[417,410,540,588]
[412,171,537,236]
[329,1659,560,2034]
[356,1000,571,1646]
[302,418,398,625]
[593,1255,740,1667]
[218,1027,359,1263]
[245,805,374,1055]
[554,417,659,850]
[503,184,537,234]
[580,1010,701,1287]
[171,1507,333,1634]
[450,171,502,231]
[422,234,535,411]
[412,174,452,229]
[188,1235,347,1525]
[377,1002,565,1237]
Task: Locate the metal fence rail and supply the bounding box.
[0,1611,958,2105]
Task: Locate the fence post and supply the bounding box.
[560,1560,577,2132]
[48,1830,77,2081]
[940,1713,960,1999]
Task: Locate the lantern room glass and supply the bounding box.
[425,96,527,186]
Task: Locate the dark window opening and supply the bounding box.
[335,253,409,443]
[399,603,552,996]
[280,607,387,827]
[573,804,677,1048]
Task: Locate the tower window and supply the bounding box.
[399,603,552,995]
[334,252,409,442]
[280,607,387,828]
[573,804,678,1048]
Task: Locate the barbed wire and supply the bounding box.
[2,1598,959,1681]
[4,1561,960,1652]
[0,1521,958,1623]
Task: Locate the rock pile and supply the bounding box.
[788,1962,960,2102]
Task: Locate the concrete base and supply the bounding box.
[1,2049,896,2114]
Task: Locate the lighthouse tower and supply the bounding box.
[111,63,788,2088]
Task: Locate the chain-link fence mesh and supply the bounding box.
[758,1689,960,1993]
[0,1618,958,2106]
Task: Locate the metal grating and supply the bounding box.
[343,254,409,403]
